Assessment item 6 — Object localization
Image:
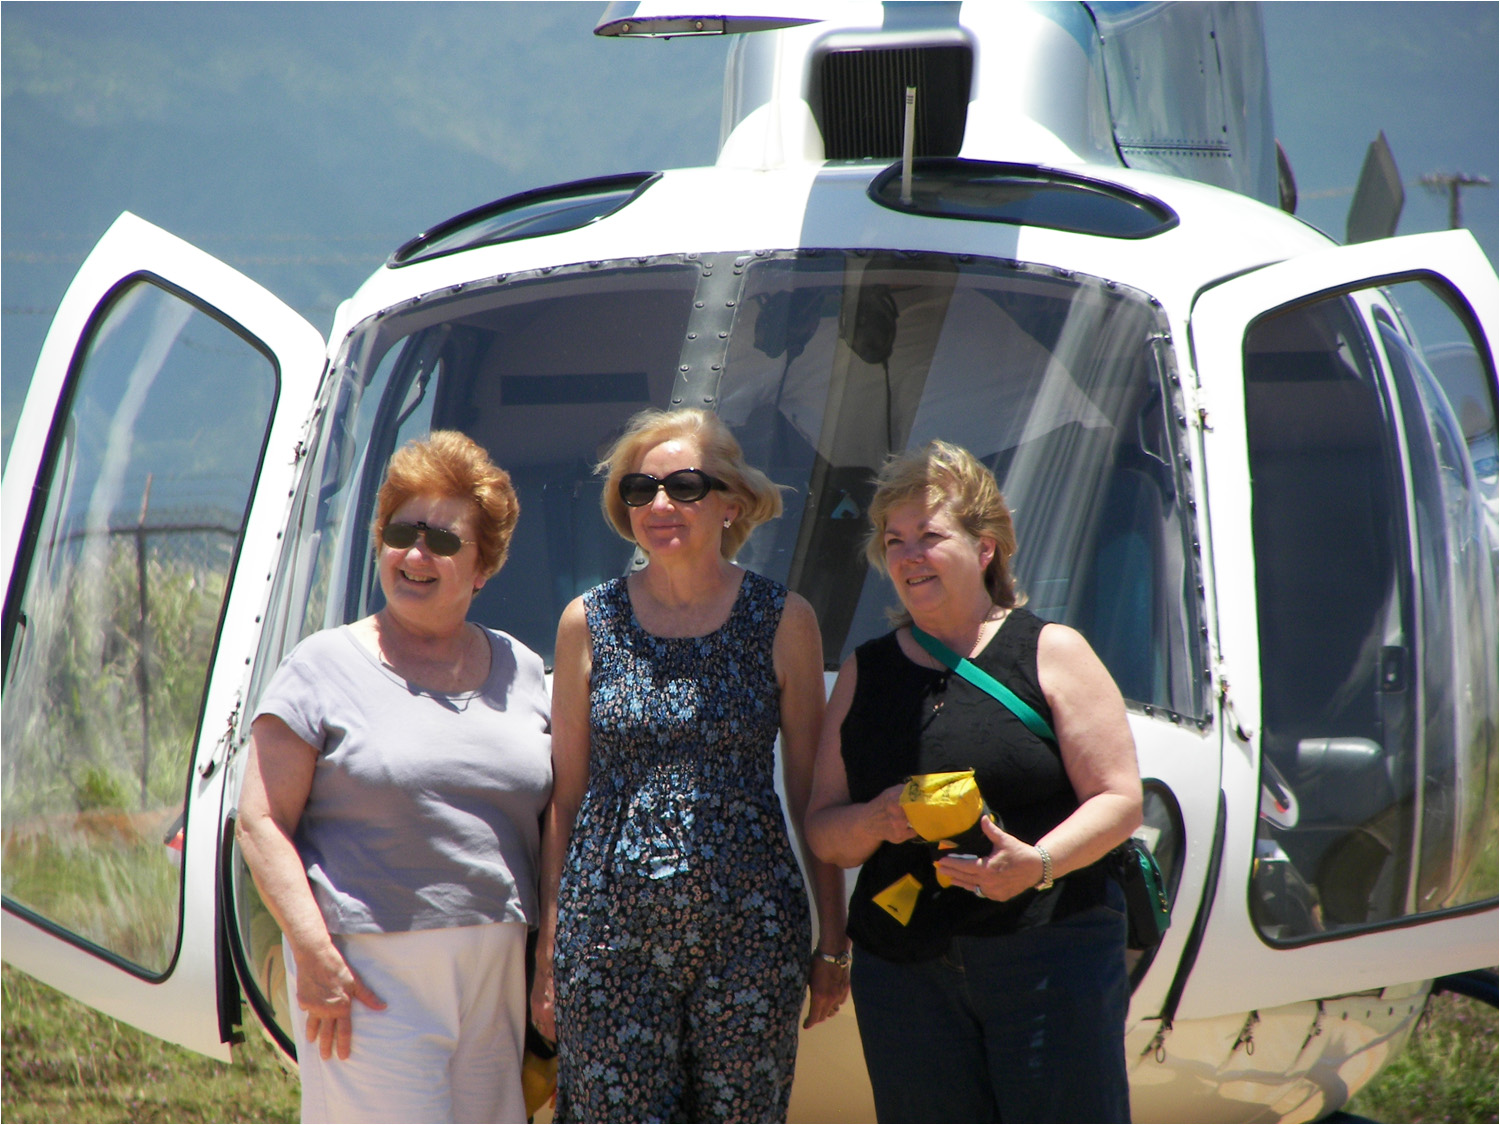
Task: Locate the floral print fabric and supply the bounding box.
[554,572,811,1123]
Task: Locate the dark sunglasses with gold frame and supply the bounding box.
[381,520,473,557]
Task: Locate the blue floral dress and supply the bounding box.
[554,571,811,1123]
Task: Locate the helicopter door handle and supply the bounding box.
[200,699,242,779]
[1379,645,1408,692]
[1217,675,1254,742]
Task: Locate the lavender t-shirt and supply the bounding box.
[253,625,552,934]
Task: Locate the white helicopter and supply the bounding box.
[3,3,1496,1121]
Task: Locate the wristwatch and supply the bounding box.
[1034,844,1054,891]
[814,949,852,969]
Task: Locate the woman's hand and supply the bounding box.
[867,782,919,845]
[803,953,851,1029]
[239,714,387,1061]
[933,816,1045,903]
[530,953,557,1044]
[293,942,386,1061]
[773,593,853,1033]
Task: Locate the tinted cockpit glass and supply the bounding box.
[260,250,1203,717]
[718,253,1203,720]
[391,173,660,266]
[869,160,1178,238]
[234,250,1204,1046]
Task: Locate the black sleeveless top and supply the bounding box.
[842,608,1109,961]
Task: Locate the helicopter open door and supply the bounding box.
[1186,230,1498,1022]
[1,212,326,1058]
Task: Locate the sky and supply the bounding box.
[3,1,1497,461]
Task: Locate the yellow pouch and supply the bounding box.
[872,873,924,925]
[900,770,985,841]
[522,1032,558,1119]
[900,769,997,888]
[872,772,994,925]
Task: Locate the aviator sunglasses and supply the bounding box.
[381,520,473,557]
[618,468,729,507]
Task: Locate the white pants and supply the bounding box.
[284,922,527,1124]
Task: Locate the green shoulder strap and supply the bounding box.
[910,625,1057,744]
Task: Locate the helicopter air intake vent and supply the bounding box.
[816,45,972,161]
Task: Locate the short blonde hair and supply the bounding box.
[865,440,1024,609]
[374,431,519,581]
[597,408,781,559]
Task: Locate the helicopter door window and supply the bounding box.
[1244,293,1411,940]
[1245,282,1497,944]
[1373,288,1496,915]
[1380,279,1498,540]
[2,279,277,974]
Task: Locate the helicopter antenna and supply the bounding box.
[901,86,916,205]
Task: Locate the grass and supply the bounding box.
[1,963,1494,1123]
[1,966,299,1124]
[3,834,182,973]
[1346,986,1499,1124]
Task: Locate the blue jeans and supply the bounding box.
[850,888,1131,1123]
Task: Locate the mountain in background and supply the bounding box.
[3,1,1495,458]
[2,2,728,455]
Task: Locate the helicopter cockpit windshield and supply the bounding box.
[260,251,1204,715]
[230,248,1206,1046]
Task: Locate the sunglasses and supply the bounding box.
[380,520,473,557]
[618,468,729,507]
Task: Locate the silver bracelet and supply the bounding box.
[1034,844,1054,891]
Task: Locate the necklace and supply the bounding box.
[378,621,480,693]
[969,607,1010,656]
[913,606,1009,670]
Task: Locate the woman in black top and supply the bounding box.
[805,440,1142,1123]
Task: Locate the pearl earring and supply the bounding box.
[723,517,733,528]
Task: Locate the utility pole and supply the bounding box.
[1420,171,1494,230]
[136,473,153,809]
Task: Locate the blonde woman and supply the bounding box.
[531,408,848,1122]
[806,439,1142,1122]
